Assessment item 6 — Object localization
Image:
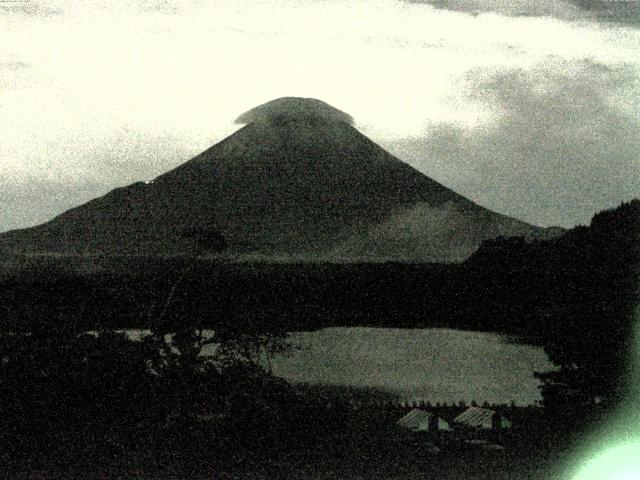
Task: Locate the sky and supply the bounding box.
[1,0,639,232]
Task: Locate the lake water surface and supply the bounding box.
[271,327,555,405]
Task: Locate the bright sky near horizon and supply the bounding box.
[1,0,639,232]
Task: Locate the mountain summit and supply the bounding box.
[0,97,560,262]
[235,97,354,125]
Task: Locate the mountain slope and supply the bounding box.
[0,97,560,262]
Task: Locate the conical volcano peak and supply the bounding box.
[0,95,559,261]
[235,97,354,125]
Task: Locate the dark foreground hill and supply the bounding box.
[0,201,636,479]
[0,97,560,262]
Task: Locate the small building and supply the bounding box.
[396,408,452,433]
[453,406,512,430]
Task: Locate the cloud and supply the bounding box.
[134,0,183,14]
[410,0,640,25]
[0,61,33,89]
[0,1,62,17]
[568,0,640,25]
[0,0,192,17]
[386,59,640,228]
[410,0,581,19]
[0,60,28,68]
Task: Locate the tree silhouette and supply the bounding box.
[141,228,291,424]
[534,199,640,410]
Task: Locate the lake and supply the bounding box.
[271,327,555,405]
[124,326,555,405]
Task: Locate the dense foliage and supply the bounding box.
[462,200,639,408]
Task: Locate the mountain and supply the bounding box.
[0,97,561,262]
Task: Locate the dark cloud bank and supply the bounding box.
[387,60,640,228]
[410,0,640,25]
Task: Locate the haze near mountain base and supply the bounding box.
[0,97,560,262]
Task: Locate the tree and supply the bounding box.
[142,230,291,423]
[535,200,640,412]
